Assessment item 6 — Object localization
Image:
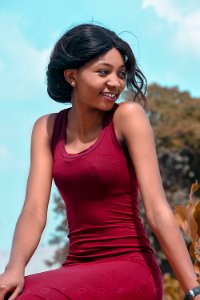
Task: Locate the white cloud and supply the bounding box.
[141,0,181,23]
[175,11,200,57]
[141,0,200,58]
[0,11,51,102]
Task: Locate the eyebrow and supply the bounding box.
[96,62,125,68]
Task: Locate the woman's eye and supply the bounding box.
[97,70,109,75]
[119,71,127,79]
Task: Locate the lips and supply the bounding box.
[101,92,118,102]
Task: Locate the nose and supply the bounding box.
[107,74,122,89]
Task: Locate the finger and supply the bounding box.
[0,285,10,300]
[8,286,23,300]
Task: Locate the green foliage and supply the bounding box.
[147,84,200,151]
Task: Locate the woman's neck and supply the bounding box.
[67,103,105,139]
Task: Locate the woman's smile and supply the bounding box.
[65,48,126,111]
[100,92,118,102]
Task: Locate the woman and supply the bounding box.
[0,23,199,300]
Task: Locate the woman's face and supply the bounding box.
[70,48,127,111]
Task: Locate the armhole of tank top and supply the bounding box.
[51,109,66,155]
[109,119,125,153]
[106,103,122,152]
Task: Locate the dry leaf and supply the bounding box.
[174,182,200,279]
[191,182,200,193]
[163,273,184,300]
[174,205,187,233]
[193,201,200,236]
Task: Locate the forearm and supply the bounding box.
[5,209,46,273]
[149,209,199,292]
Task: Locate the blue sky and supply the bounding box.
[0,0,200,253]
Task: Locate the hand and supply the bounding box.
[0,270,24,300]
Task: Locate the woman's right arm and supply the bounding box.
[0,113,56,300]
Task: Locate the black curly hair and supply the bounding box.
[46,23,147,106]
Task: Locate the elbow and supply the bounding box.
[20,208,47,232]
[34,214,47,232]
[145,209,159,230]
[145,208,176,234]
[146,214,158,232]
[39,218,47,231]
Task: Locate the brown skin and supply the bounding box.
[0,48,199,299]
[114,102,200,295]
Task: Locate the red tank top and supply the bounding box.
[51,105,153,265]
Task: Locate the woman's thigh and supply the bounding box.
[16,255,163,300]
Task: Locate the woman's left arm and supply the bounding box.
[114,102,200,296]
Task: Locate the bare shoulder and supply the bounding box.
[113,101,151,138]
[32,113,58,144]
[114,101,146,120]
[33,113,57,130]
[117,100,145,112]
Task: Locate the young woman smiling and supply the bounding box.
[0,23,200,300]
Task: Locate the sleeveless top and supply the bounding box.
[51,105,154,265]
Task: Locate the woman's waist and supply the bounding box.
[65,227,153,264]
[68,224,150,247]
[68,222,147,239]
[64,241,154,266]
[69,233,152,251]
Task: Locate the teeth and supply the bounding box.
[103,93,116,98]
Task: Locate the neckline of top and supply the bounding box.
[60,107,113,158]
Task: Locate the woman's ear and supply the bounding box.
[64,69,77,87]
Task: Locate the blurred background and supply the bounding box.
[0,2,200,294]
